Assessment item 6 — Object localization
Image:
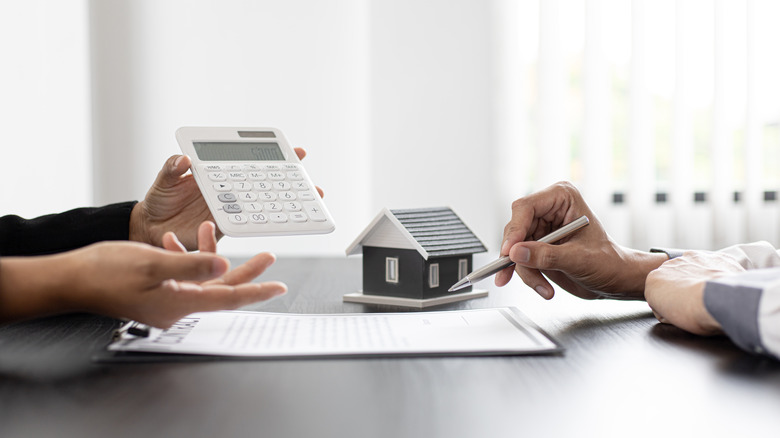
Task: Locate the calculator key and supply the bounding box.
[264,202,282,212]
[270,213,288,223]
[244,202,263,212]
[250,213,268,224]
[228,172,247,181]
[298,191,315,201]
[290,212,308,222]
[284,201,302,212]
[224,203,242,213]
[282,163,299,171]
[225,165,242,171]
[286,171,303,181]
[268,172,285,180]
[213,182,232,192]
[228,214,247,224]
[259,192,278,201]
[208,172,227,182]
[254,181,272,191]
[273,181,291,191]
[203,165,223,171]
[293,181,309,190]
[263,164,281,171]
[243,164,262,171]
[278,191,297,201]
[303,202,327,222]
[239,192,258,202]
[218,193,237,203]
[248,172,267,181]
[234,181,252,191]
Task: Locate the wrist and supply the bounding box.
[617,247,670,300]
[129,201,153,246]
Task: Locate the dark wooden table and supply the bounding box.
[1,257,779,438]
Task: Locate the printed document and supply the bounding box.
[108,307,560,358]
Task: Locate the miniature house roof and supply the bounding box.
[345,207,487,260]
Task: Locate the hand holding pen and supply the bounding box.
[491,182,669,301]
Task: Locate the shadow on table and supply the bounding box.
[650,323,780,379]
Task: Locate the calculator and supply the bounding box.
[175,127,335,237]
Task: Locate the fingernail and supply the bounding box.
[516,246,530,263]
[535,285,550,299]
[173,155,184,169]
[501,240,510,254]
[212,258,228,275]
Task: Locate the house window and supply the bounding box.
[385,257,399,283]
[458,259,469,280]
[429,263,440,288]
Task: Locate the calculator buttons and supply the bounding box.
[225,165,242,171]
[293,182,309,190]
[270,213,288,223]
[259,192,278,201]
[264,202,282,212]
[287,171,303,181]
[239,192,258,202]
[224,203,242,214]
[303,202,327,221]
[250,213,268,224]
[298,191,315,201]
[282,164,299,171]
[218,193,237,203]
[203,165,223,171]
[248,172,267,181]
[273,181,291,191]
[234,181,252,191]
[263,164,281,171]
[243,164,262,171]
[290,212,308,222]
[254,182,272,191]
[228,172,246,181]
[244,202,263,212]
[278,191,297,201]
[228,214,247,224]
[268,172,285,181]
[208,172,227,182]
[284,202,302,212]
[213,183,232,192]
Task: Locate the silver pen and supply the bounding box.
[448,215,590,292]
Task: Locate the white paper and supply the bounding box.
[108,307,559,357]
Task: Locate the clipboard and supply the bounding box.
[96,307,563,363]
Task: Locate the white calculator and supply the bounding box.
[176,127,335,237]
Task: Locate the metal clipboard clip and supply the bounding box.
[112,319,151,341]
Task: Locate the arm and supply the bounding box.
[0,202,136,256]
[646,242,780,359]
[0,223,286,328]
[497,181,668,300]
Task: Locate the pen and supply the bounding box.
[448,215,590,292]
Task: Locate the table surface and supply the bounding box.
[1,256,779,438]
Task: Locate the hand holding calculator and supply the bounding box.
[176,127,335,237]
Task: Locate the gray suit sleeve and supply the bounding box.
[704,268,780,359]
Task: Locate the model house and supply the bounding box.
[345,207,487,306]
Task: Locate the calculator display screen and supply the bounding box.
[193,142,286,161]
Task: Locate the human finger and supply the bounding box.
[162,231,187,253]
[294,147,307,160]
[155,154,192,189]
[197,221,218,253]
[143,251,230,283]
[181,281,288,313]
[207,252,277,286]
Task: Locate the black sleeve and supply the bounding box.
[0,201,138,256]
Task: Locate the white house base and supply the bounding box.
[343,289,488,308]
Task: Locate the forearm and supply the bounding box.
[0,255,77,323]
